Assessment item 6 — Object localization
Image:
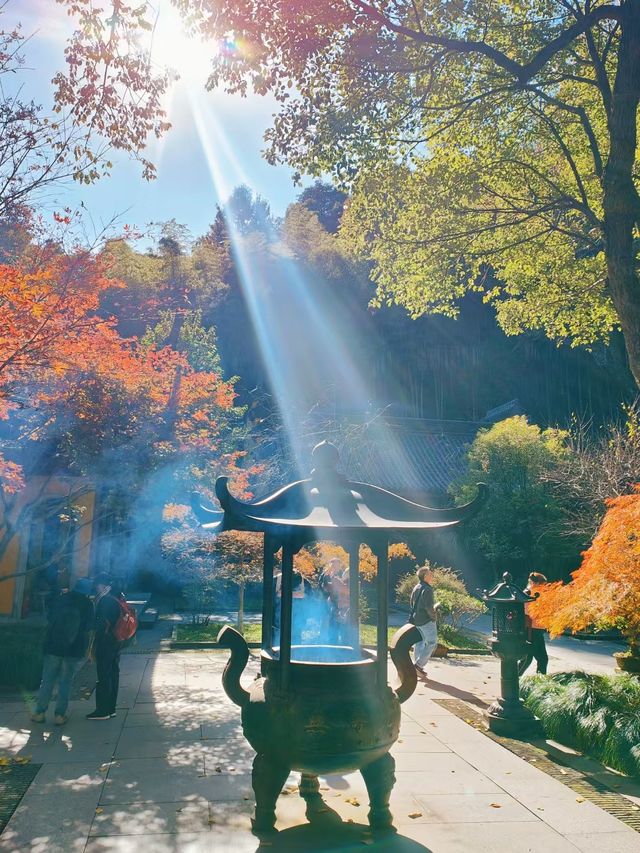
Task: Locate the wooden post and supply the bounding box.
[376,541,389,686]
[349,542,360,649]
[280,543,293,690]
[262,536,274,652]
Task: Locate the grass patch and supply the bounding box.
[521,672,640,776]
[0,622,46,690]
[439,623,488,650]
[174,621,486,650]
[176,622,261,644]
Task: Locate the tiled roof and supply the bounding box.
[329,418,482,497]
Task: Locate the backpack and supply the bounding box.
[48,596,83,653]
[112,596,138,642]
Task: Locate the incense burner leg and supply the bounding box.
[251,753,289,833]
[299,772,320,799]
[300,772,327,821]
[361,751,396,830]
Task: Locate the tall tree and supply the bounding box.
[298,182,347,234]
[147,0,640,388]
[0,235,243,578]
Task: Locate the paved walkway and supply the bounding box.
[1,649,639,852]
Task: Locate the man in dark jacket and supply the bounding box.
[409,565,439,676]
[31,577,94,725]
[87,572,123,720]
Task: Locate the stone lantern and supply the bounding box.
[192,441,485,833]
[481,572,543,737]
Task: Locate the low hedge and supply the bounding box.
[0,622,46,690]
[521,671,640,776]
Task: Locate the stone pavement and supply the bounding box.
[1,650,639,853]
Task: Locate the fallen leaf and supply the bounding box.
[345,798,361,806]
[95,808,103,814]
[537,807,545,811]
[576,798,585,804]
[407,812,422,819]
[215,765,222,773]
[14,756,31,765]
[489,803,501,809]
[0,757,10,766]
[228,766,236,772]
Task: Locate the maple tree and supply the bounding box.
[0,226,246,584]
[529,486,640,655]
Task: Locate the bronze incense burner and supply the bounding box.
[192,441,484,833]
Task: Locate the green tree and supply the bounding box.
[127,0,640,388]
[452,416,577,580]
[298,182,347,234]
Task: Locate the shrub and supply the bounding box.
[521,672,640,776]
[395,564,486,629]
[451,416,577,579]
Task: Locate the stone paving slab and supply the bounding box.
[1,761,105,853]
[2,649,639,853]
[89,798,211,836]
[397,819,583,852]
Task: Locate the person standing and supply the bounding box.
[87,572,122,720]
[31,577,94,725]
[523,572,549,675]
[409,566,439,677]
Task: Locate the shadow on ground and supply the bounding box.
[256,819,431,852]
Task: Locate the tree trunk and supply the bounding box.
[603,2,640,389]
[237,579,245,633]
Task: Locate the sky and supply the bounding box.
[11,0,307,239]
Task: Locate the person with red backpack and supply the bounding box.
[87,573,136,720]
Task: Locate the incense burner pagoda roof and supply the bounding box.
[191,441,486,537]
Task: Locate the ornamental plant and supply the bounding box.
[530,487,640,655]
[396,565,486,630]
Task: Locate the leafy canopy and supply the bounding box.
[452,416,575,576]
[159,0,626,354]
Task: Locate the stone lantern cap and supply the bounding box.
[481,572,535,604]
[191,440,487,540]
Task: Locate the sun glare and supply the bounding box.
[150,2,215,84]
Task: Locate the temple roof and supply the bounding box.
[192,441,486,539]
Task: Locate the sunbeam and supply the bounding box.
[186,84,419,486]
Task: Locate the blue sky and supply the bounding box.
[12,0,306,238]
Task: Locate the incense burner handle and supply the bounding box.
[389,623,423,703]
[218,625,250,707]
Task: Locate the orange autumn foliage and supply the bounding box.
[529,486,640,651]
[294,541,415,582]
[0,249,241,495]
